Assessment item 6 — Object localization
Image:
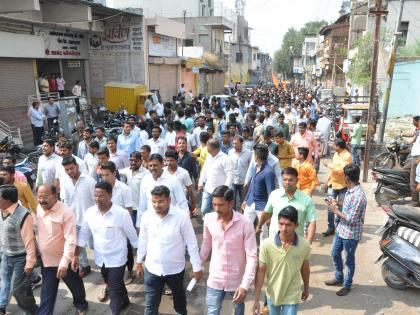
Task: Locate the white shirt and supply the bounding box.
[155,103,164,117]
[316,116,332,141]
[165,131,176,147]
[411,131,420,157]
[163,167,192,191]
[137,171,189,227]
[112,180,133,209]
[72,84,82,97]
[55,155,88,200]
[56,77,65,91]
[228,148,253,185]
[139,130,149,147]
[109,150,129,170]
[77,204,138,268]
[147,138,168,157]
[137,206,201,276]
[36,153,60,187]
[83,152,98,179]
[119,166,150,210]
[198,150,234,194]
[186,133,195,151]
[61,173,96,226]
[192,127,206,150]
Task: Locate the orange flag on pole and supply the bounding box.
[272,72,280,88]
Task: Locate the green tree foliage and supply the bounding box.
[398,40,420,57]
[347,33,373,86]
[273,21,327,77]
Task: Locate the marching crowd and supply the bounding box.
[1,84,369,315]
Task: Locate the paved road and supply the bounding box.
[6,163,420,315]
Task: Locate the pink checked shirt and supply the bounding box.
[200,211,258,291]
[290,130,319,162]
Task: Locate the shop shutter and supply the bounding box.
[0,58,36,108]
[158,65,177,102]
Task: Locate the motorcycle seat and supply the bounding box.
[374,167,410,177]
[392,205,420,225]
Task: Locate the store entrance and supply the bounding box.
[36,59,86,96]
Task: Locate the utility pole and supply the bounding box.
[363,0,386,182]
[332,53,337,89]
[378,0,404,143]
[181,10,186,58]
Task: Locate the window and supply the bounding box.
[236,52,243,62]
[398,21,409,47]
[201,5,206,16]
[184,39,193,47]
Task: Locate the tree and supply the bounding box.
[273,21,327,77]
[347,33,373,86]
[398,40,420,57]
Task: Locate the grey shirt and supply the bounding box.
[44,103,60,118]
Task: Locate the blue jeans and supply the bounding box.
[144,268,186,315]
[0,254,38,314]
[233,184,244,211]
[267,299,299,315]
[206,287,244,315]
[351,145,360,166]
[201,191,213,216]
[327,187,347,229]
[76,225,89,268]
[100,264,128,315]
[332,234,359,288]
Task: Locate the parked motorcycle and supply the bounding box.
[373,137,412,169]
[375,203,420,290]
[372,167,411,205]
[42,119,60,141]
[0,136,24,155]
[15,157,37,189]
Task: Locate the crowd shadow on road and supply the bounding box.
[300,284,420,315]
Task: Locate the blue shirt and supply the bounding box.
[117,132,140,157]
[245,161,276,210]
[220,142,233,154]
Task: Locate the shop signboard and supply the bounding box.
[148,31,177,58]
[88,16,145,98]
[34,27,88,59]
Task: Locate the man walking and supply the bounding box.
[0,185,38,315]
[137,154,188,227]
[257,167,317,244]
[61,157,96,278]
[324,164,367,296]
[198,139,234,216]
[201,185,258,315]
[36,184,88,315]
[75,181,138,314]
[349,116,363,166]
[36,139,60,187]
[242,145,275,241]
[43,97,60,130]
[117,121,141,158]
[290,122,318,163]
[229,135,253,211]
[253,206,311,315]
[322,139,352,237]
[77,127,94,160]
[136,185,202,315]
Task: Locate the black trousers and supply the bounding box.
[33,126,44,146]
[144,268,187,315]
[101,264,129,315]
[37,264,87,315]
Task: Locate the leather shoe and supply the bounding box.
[336,287,351,296]
[324,278,343,286]
[322,228,335,237]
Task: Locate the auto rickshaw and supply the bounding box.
[337,103,369,145]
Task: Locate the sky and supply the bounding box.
[225,0,343,56]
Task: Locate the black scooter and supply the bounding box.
[372,167,411,205]
[375,204,420,290]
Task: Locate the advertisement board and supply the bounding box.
[148,31,177,57]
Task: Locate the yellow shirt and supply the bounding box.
[14,181,37,213]
[277,141,295,169]
[292,159,318,195]
[260,234,311,306]
[193,145,208,169]
[327,150,352,190]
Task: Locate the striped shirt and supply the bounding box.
[336,185,367,240]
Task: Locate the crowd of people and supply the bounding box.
[1,84,372,315]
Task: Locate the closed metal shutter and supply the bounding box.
[148,64,177,102]
[0,58,36,108]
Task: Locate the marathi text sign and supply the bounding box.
[148,31,177,58]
